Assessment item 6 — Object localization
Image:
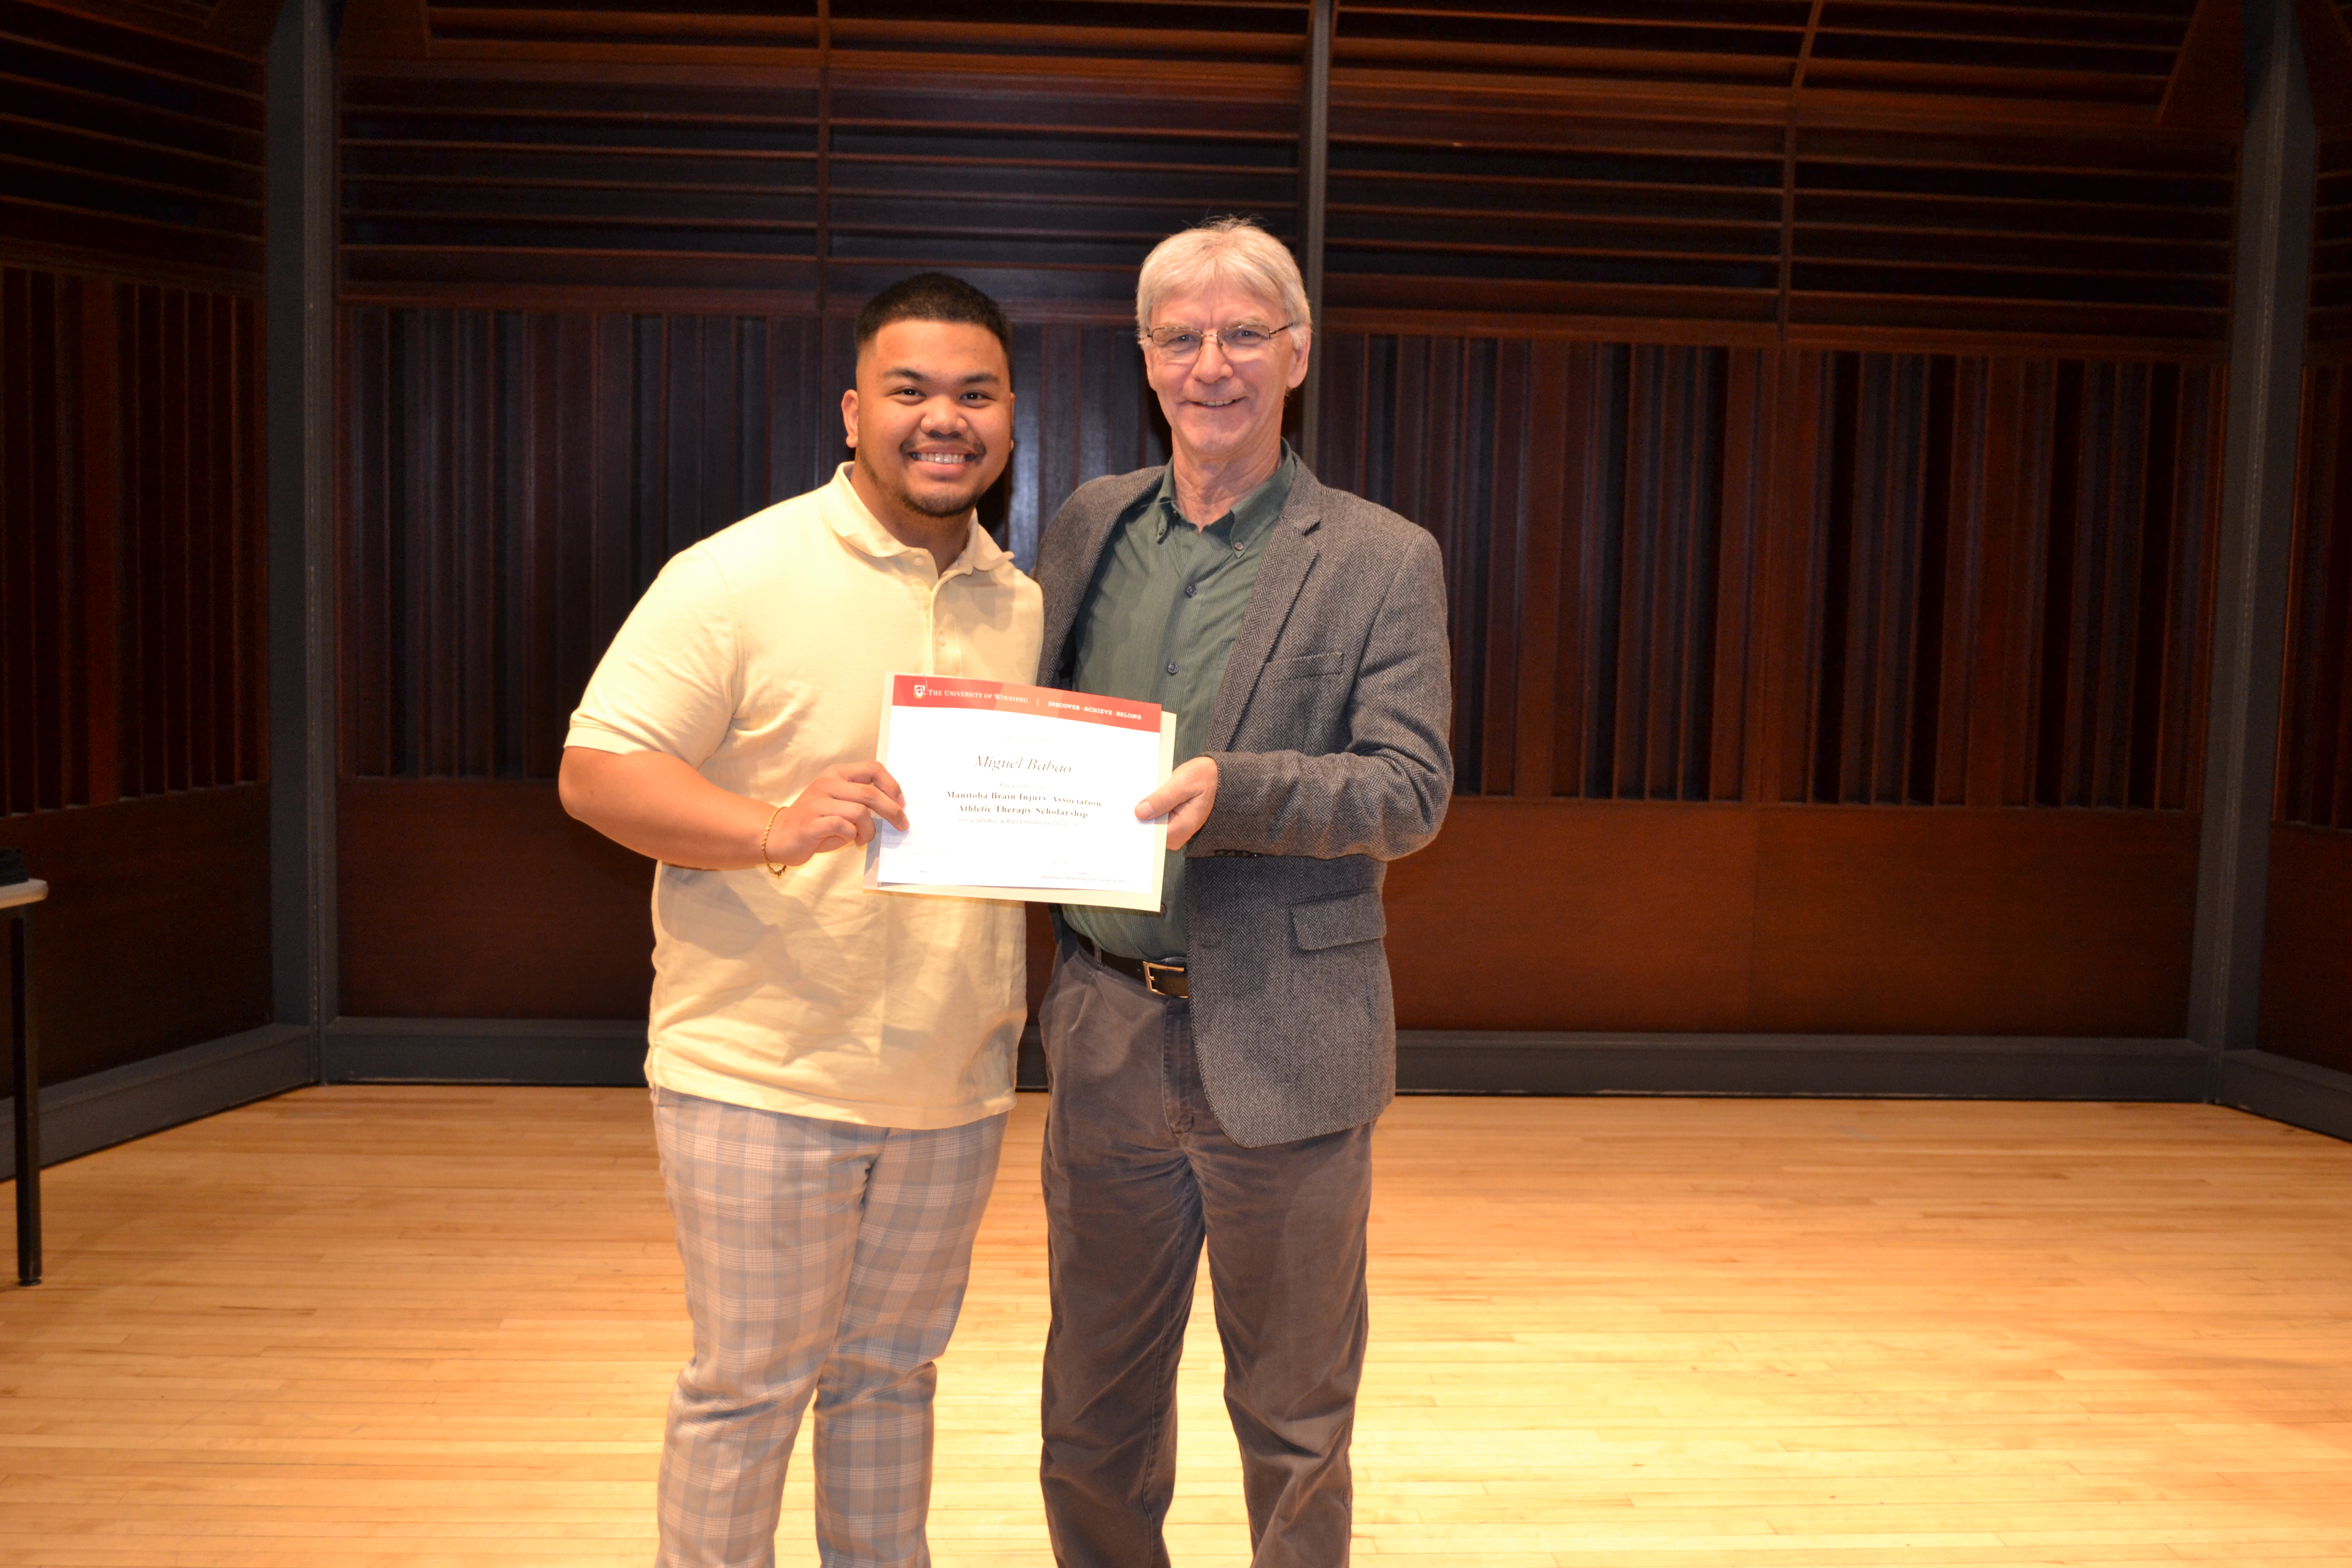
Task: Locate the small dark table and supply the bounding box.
[5,874,46,1287]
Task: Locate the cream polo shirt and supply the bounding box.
[565,465,1044,1129]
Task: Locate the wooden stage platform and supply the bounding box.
[4,1088,2349,1565]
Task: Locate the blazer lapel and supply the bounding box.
[1202,467,1325,753]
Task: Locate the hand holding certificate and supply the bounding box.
[864,674,1178,910]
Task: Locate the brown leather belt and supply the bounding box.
[1074,934,1189,999]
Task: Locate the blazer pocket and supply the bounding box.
[1263,649,1346,681]
[1291,889,1387,951]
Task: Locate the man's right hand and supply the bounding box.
[765,761,910,866]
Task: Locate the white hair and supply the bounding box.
[1134,216,1312,339]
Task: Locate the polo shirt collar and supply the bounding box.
[823,462,1012,579]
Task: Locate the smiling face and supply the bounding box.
[840,318,1015,548]
[1142,281,1309,474]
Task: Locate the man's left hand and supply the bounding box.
[1137,756,1219,850]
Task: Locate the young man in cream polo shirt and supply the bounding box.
[558,274,1042,1568]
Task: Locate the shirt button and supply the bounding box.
[1183,583,1198,598]
[1165,662,1179,676]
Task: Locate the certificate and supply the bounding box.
[864,673,1178,910]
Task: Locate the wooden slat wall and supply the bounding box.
[0,0,270,287]
[337,307,1172,780]
[332,0,2254,1039]
[1,0,279,1082]
[1331,1,2198,106]
[1,18,273,815]
[1784,124,2232,341]
[2280,363,2352,834]
[342,70,825,301]
[1313,339,2222,807]
[2,1,275,814]
[823,73,1300,310]
[1322,105,2236,344]
[342,320,2224,820]
[339,307,819,780]
[341,64,1301,307]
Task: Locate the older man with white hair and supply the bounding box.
[1027,216,1454,1566]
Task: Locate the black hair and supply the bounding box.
[852,272,1014,361]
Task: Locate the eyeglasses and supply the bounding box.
[1138,322,1300,363]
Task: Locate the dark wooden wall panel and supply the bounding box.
[0,787,271,1084]
[1745,805,2197,1037]
[1383,800,2195,1037]
[335,788,2202,1040]
[1383,801,1761,1033]
[339,778,654,1018]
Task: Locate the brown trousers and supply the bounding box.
[1036,940,1374,1568]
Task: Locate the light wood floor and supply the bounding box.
[3,1090,2350,1566]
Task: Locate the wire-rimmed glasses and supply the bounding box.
[1138,321,1301,363]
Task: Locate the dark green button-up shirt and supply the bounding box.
[1062,447,1296,962]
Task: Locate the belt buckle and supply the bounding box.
[1141,959,1186,998]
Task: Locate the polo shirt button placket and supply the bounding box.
[921,572,942,675]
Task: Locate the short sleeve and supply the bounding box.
[565,546,741,767]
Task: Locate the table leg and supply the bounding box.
[11,911,37,1288]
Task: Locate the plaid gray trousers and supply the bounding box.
[652,1087,1008,1568]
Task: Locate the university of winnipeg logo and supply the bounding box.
[913,683,926,698]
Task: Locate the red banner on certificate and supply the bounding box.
[889,675,1162,734]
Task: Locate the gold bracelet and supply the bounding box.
[758,802,789,877]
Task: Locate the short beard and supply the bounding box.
[862,445,990,520]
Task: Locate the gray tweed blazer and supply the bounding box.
[1033,461,1454,1147]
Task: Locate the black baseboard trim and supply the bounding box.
[324,1017,649,1085]
[323,1020,2220,1102]
[20,1024,2348,1153]
[2214,1050,2352,1143]
[1,1023,313,1172]
[1395,1031,2216,1100]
